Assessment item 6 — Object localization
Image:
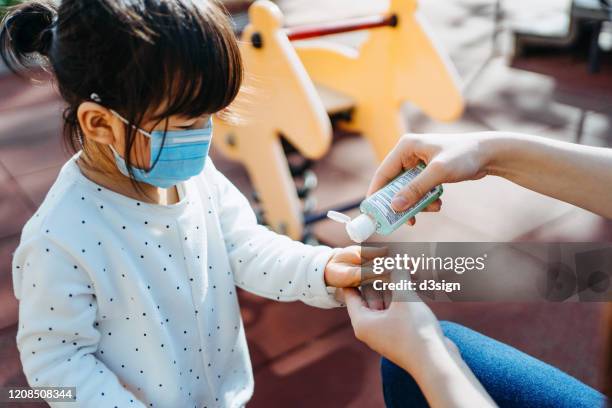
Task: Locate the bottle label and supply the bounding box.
[366,166,440,226]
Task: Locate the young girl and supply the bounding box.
[1,1,370,406]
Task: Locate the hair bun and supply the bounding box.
[4,1,57,56]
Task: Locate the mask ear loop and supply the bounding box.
[90,93,159,174]
[89,93,153,138]
[77,131,84,149]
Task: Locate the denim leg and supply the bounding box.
[381,356,429,408]
[381,321,607,408]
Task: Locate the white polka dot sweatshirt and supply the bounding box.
[11,151,342,408]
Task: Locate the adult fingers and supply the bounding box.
[388,268,421,304]
[422,199,442,212]
[382,286,393,309]
[362,283,385,311]
[343,288,368,319]
[391,162,445,212]
[367,137,422,196]
[404,199,442,226]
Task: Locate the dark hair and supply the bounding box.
[0,0,242,188]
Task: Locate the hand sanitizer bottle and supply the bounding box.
[328,163,443,243]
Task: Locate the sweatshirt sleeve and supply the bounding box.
[207,162,342,309]
[11,236,146,408]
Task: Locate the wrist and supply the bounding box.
[405,337,462,386]
[411,342,495,408]
[478,132,525,178]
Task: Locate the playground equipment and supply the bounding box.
[214,1,331,239]
[291,0,464,160]
[214,0,464,241]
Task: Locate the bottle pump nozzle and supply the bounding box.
[327,211,376,243]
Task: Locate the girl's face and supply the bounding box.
[77,100,211,172]
[115,113,212,171]
[2,0,242,189]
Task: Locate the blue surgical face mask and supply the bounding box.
[90,93,212,189]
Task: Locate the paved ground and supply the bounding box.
[1,0,611,407]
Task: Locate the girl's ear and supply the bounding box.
[77,102,123,146]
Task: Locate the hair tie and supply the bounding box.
[4,14,17,43]
[38,16,58,56]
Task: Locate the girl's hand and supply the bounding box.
[369,133,496,213]
[324,246,388,288]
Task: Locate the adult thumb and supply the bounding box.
[342,288,366,316]
[391,164,444,212]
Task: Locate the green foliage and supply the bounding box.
[0,0,22,6]
[1,0,22,18]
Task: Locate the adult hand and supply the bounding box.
[343,285,498,408]
[369,133,495,213]
[342,286,451,376]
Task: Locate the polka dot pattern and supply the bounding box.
[11,155,341,407]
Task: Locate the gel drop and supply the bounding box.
[328,163,443,243]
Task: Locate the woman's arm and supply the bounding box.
[484,133,612,219]
[343,288,497,408]
[369,132,612,219]
[412,339,497,408]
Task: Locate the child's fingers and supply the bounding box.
[329,246,392,287]
[333,287,346,304]
[360,267,391,286]
[405,217,416,226]
[329,264,389,288]
[360,246,388,262]
[331,264,361,287]
[339,246,362,265]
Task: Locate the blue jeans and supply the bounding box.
[381,321,607,408]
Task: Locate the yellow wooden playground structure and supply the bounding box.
[214,0,464,240]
